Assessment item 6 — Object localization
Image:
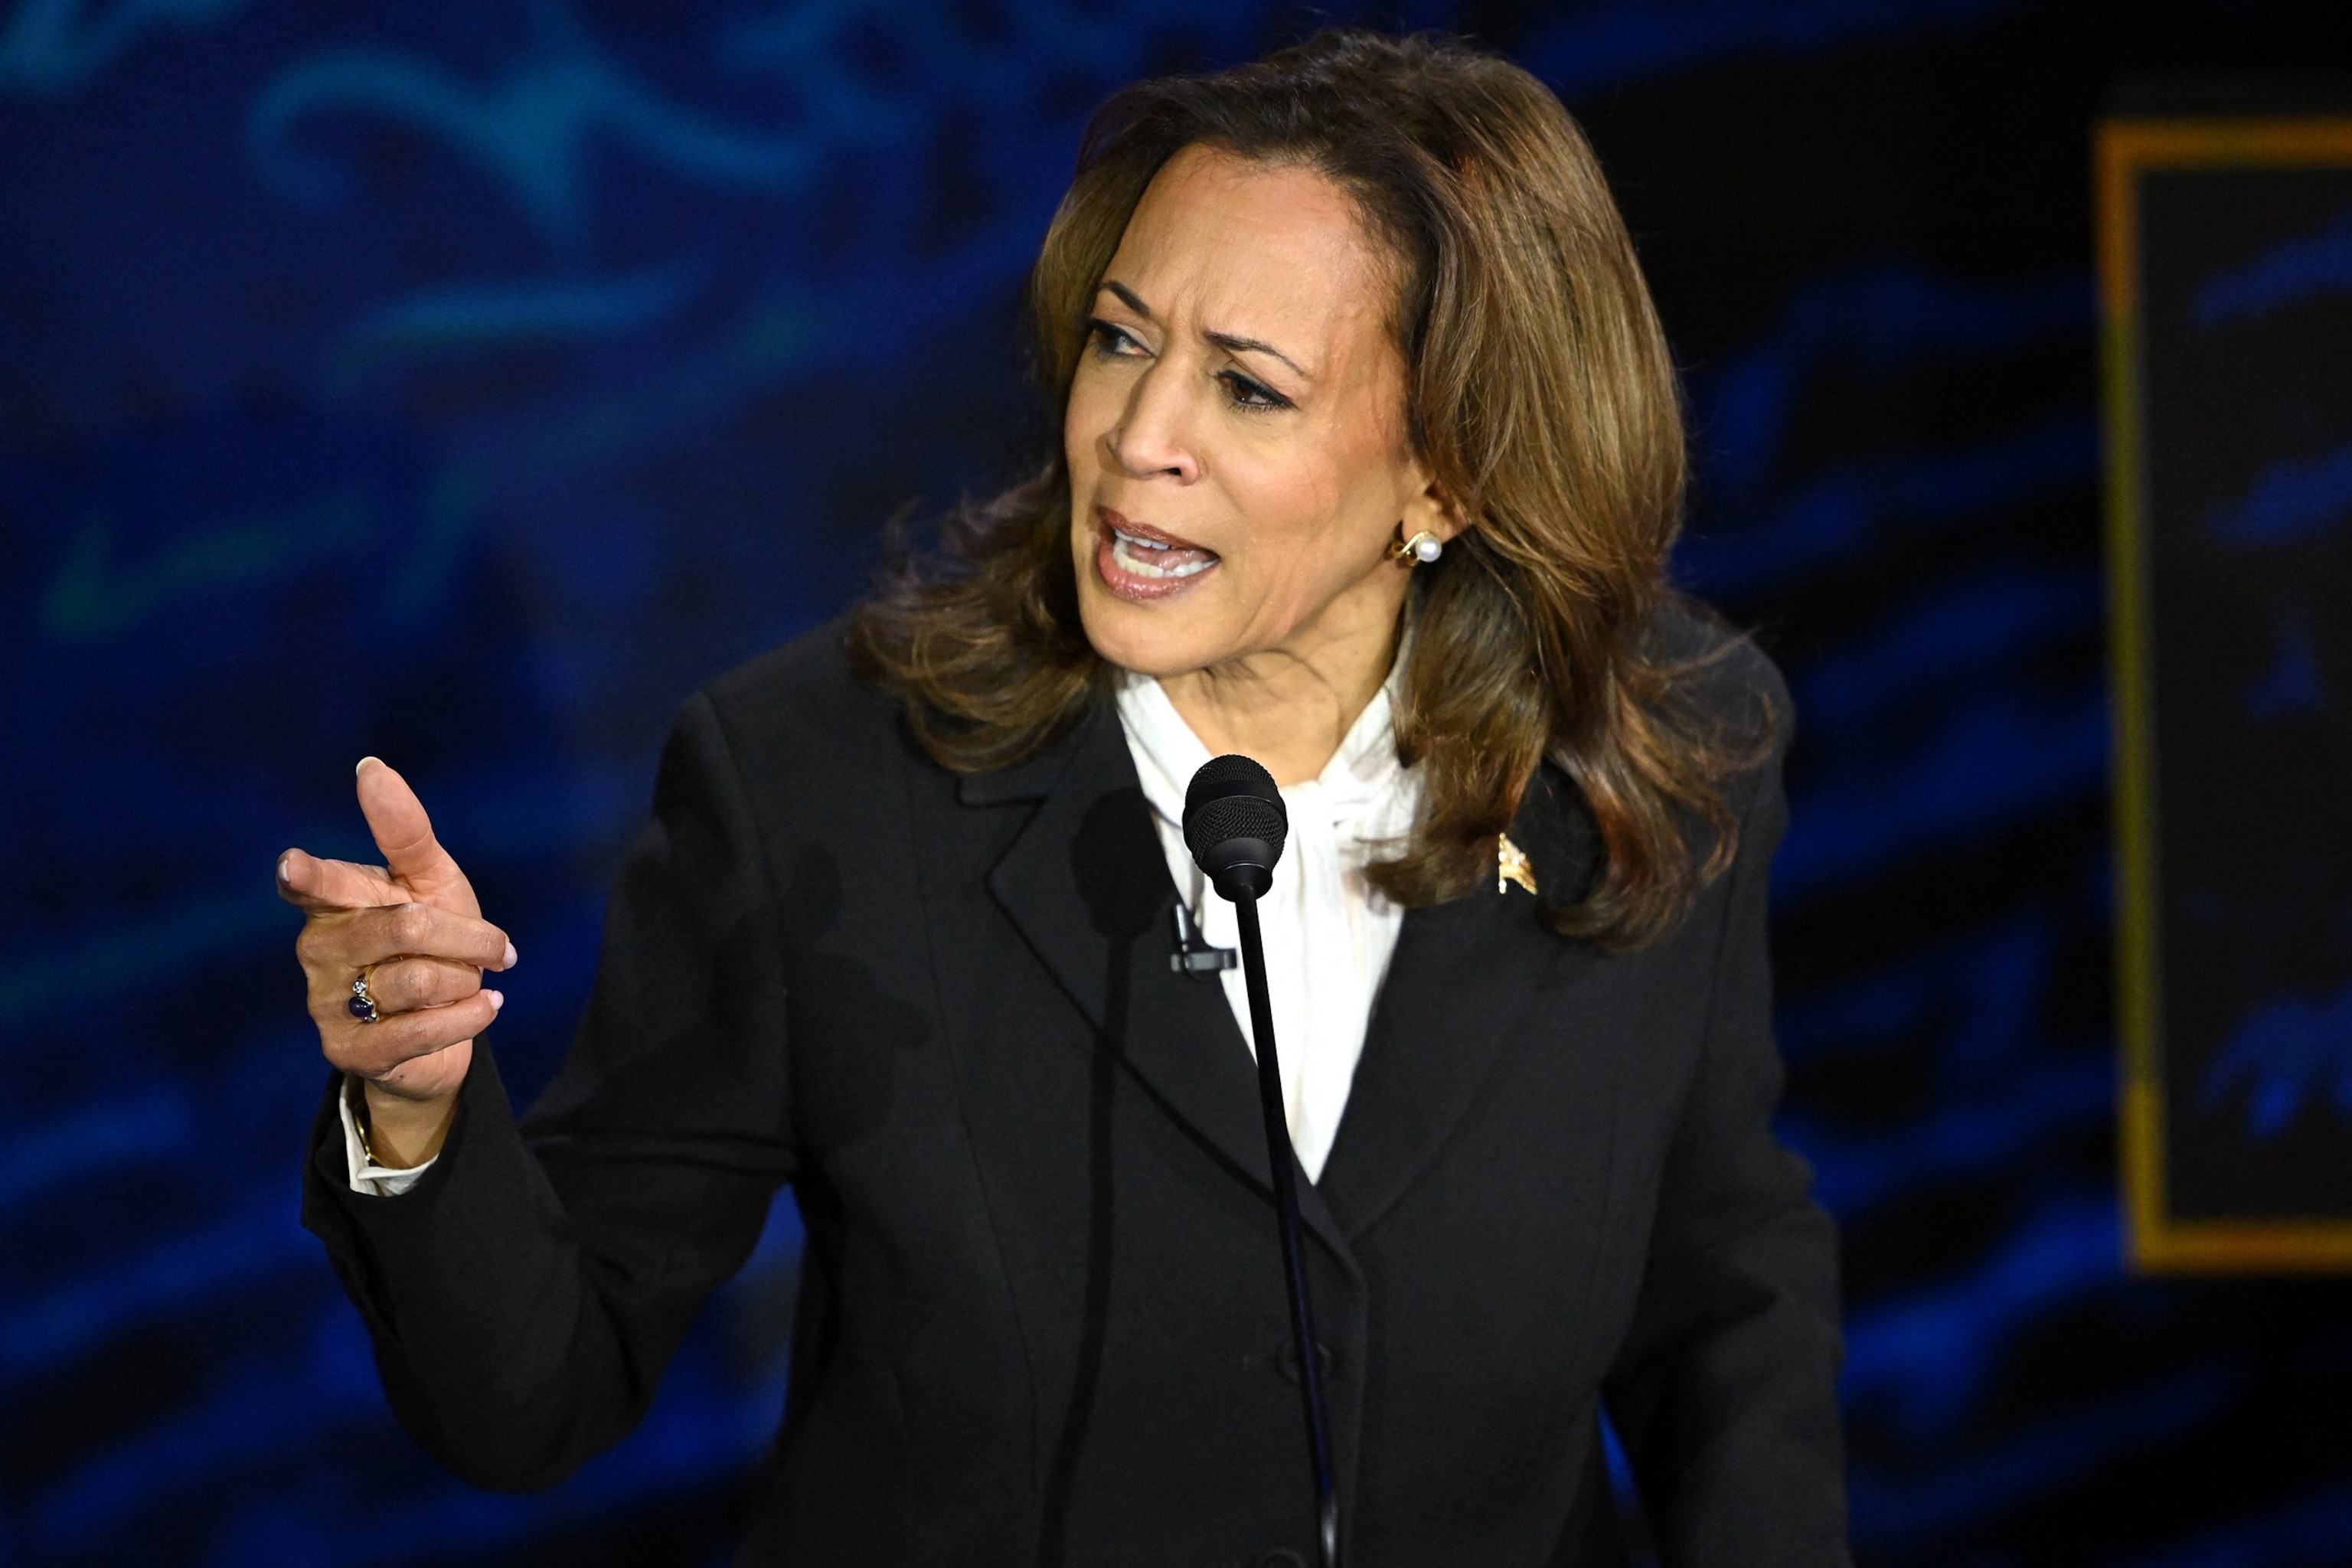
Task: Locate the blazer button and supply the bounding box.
[1254,1552,1308,1568]
[1274,1338,1338,1386]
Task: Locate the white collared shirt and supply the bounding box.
[1114,667,1418,1181]
[345,669,1419,1194]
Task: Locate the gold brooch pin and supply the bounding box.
[1497,833,1537,896]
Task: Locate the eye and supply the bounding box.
[1217,369,1292,412]
[1086,318,1147,358]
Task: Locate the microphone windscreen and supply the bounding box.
[1183,754,1288,871]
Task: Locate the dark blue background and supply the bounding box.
[5,3,2350,1563]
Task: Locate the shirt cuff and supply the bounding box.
[339,1074,438,1197]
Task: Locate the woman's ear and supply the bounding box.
[1401,471,1469,544]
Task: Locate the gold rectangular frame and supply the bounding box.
[2100,116,2352,1272]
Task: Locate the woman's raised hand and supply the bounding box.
[279,758,514,1166]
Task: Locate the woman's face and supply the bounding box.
[1065,144,1454,681]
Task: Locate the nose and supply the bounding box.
[1103,361,1200,484]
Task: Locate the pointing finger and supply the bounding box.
[354,758,479,916]
[277,848,407,913]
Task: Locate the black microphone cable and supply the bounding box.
[1183,753,1341,1568]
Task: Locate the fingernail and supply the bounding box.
[278,854,294,881]
[502,941,518,970]
[485,989,505,1010]
[356,756,381,776]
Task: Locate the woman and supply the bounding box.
[280,31,1847,1566]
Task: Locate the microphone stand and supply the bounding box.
[1231,893,1341,1568]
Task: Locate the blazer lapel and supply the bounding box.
[971,703,1351,1259]
[1317,766,1606,1239]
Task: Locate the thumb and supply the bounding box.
[355,757,480,916]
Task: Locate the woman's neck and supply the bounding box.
[1156,607,1401,787]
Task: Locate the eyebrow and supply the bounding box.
[1102,279,1310,380]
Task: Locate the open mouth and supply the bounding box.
[1094,507,1220,599]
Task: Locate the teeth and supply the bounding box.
[1110,527,1214,580]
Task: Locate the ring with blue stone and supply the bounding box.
[348,972,380,1024]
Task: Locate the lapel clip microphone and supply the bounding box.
[1183,755,1341,1568]
[1168,901,1239,975]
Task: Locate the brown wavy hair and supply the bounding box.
[849,29,1769,949]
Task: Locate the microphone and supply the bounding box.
[1184,753,1287,900]
[1184,755,1341,1568]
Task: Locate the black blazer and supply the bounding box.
[302,618,1848,1566]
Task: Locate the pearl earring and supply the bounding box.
[1390,528,1442,566]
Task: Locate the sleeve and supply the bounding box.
[1602,668,1851,1566]
[299,691,797,1491]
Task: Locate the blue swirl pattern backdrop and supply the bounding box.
[5,2,2350,1563]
